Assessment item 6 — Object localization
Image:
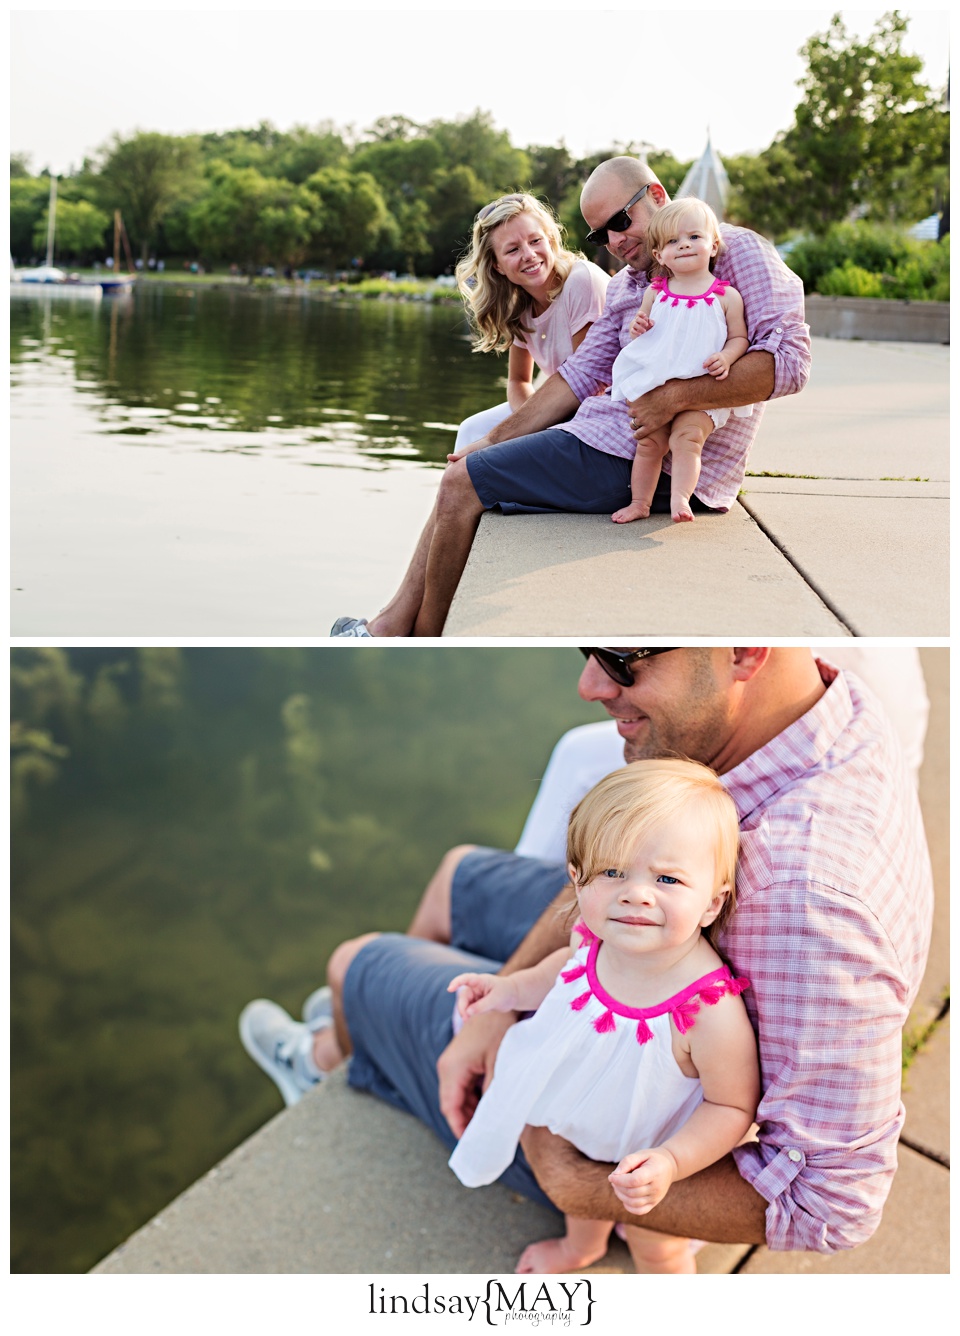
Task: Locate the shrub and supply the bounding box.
[817,262,885,298]
[786,222,949,301]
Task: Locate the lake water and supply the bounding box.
[10,284,508,636]
[11,645,599,1272]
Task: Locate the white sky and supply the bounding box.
[9,5,952,177]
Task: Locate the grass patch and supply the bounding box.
[744,470,825,480]
[902,989,949,1073]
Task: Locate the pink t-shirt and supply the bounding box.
[514,259,610,379]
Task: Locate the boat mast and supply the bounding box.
[45,176,57,267]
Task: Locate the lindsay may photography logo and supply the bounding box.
[367,1280,596,1326]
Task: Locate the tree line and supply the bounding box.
[10,12,948,275]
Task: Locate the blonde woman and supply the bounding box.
[451,193,610,453]
[331,193,608,637]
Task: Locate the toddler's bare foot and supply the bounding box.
[611,501,650,524]
[671,496,694,523]
[515,1235,609,1275]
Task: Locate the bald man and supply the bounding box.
[244,648,932,1259]
[335,158,810,637]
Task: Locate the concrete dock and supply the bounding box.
[443,338,948,637]
[93,651,948,1276]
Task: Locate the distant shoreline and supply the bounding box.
[35,270,466,305]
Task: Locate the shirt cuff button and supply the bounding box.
[788,1149,802,1162]
[775,327,783,334]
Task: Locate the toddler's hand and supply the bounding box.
[447,972,519,1019]
[608,1147,679,1215]
[703,352,730,380]
[630,310,654,339]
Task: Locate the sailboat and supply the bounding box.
[12,178,135,295]
[100,211,137,294]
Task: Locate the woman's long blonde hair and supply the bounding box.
[455,193,583,355]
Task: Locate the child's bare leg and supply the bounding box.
[516,1216,614,1274]
[667,411,713,523]
[612,427,671,523]
[623,1224,697,1275]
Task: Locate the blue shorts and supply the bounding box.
[465,428,721,515]
[343,847,569,1206]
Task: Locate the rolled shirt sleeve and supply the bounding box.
[726,878,913,1253]
[717,229,811,402]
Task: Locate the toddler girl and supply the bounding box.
[610,199,752,524]
[447,758,760,1275]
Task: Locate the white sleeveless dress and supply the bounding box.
[611,274,754,430]
[449,924,750,1187]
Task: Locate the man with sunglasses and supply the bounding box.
[334,157,809,637]
[244,647,931,1261]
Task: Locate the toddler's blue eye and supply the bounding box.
[657,875,679,885]
[602,869,624,879]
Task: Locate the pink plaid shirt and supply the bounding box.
[716,662,933,1252]
[557,225,811,510]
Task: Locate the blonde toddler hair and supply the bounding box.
[646,198,725,278]
[566,758,740,932]
[455,193,583,354]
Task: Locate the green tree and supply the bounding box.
[781,11,949,232]
[302,166,398,271]
[426,110,529,193]
[351,133,442,272]
[31,197,111,262]
[524,143,579,213]
[270,123,348,183]
[95,131,204,264]
[420,163,491,273]
[9,176,51,261]
[187,161,316,272]
[724,143,808,240]
[10,151,31,178]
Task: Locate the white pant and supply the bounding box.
[454,402,514,453]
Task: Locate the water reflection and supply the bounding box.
[11,286,508,633]
[11,647,596,1272]
[11,285,497,466]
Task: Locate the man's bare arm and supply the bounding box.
[521,1126,768,1244]
[486,372,580,444]
[628,350,776,439]
[498,886,573,972]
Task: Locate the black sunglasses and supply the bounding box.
[584,185,651,246]
[579,646,676,686]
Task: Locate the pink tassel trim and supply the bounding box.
[672,999,701,1034]
[655,276,727,307]
[566,958,750,1037]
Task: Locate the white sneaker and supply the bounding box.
[239,999,321,1106]
[330,617,372,637]
[302,984,334,1031]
